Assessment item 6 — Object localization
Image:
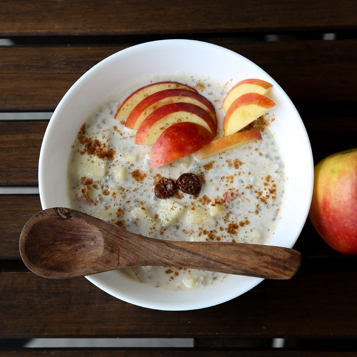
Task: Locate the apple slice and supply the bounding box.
[193,129,262,160]
[223,93,276,136]
[115,82,197,124]
[135,102,216,145]
[125,89,216,130]
[150,122,213,168]
[222,79,273,113]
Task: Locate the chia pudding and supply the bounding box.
[67,73,285,291]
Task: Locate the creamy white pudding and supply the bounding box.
[67,73,285,291]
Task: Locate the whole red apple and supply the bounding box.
[309,148,357,254]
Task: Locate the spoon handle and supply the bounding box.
[67,208,301,280]
[22,208,301,280]
[114,233,301,280]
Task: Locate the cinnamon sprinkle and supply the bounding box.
[78,124,115,160]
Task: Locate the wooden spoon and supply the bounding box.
[19,207,301,280]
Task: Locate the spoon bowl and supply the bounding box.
[21,209,106,278]
[20,207,301,280]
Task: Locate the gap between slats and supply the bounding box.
[0,33,340,46]
[0,112,52,120]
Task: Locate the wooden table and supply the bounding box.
[1,0,357,355]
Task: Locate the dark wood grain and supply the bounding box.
[0,121,47,186]
[1,270,357,338]
[0,0,356,36]
[304,117,357,165]
[0,195,41,260]
[1,350,356,356]
[1,40,357,111]
[0,0,356,353]
[0,46,125,112]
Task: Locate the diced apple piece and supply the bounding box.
[113,166,127,181]
[115,152,138,162]
[194,129,262,160]
[75,186,94,204]
[223,93,276,136]
[128,267,144,283]
[142,266,154,272]
[247,228,264,244]
[157,199,185,227]
[150,122,214,168]
[126,89,216,129]
[179,156,192,169]
[76,159,107,178]
[75,183,103,204]
[115,82,197,124]
[222,189,238,203]
[190,235,207,242]
[135,103,216,145]
[183,276,199,288]
[187,207,216,226]
[222,79,273,112]
[132,206,161,230]
[209,203,225,217]
[96,207,119,220]
[74,154,107,178]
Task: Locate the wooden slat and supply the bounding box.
[0,46,126,111]
[304,117,357,165]
[0,195,41,259]
[1,271,357,338]
[1,350,357,356]
[1,40,357,111]
[0,122,47,186]
[0,0,356,36]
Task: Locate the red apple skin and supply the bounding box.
[125,89,216,129]
[135,102,216,145]
[230,78,273,90]
[226,92,276,113]
[150,122,213,168]
[309,148,357,254]
[115,82,196,123]
[222,79,273,112]
[223,93,276,135]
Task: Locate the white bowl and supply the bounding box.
[39,39,313,311]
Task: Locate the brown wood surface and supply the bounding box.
[1,0,357,351]
[0,0,356,37]
[1,350,356,356]
[1,270,357,338]
[1,40,357,111]
[0,195,42,259]
[0,122,47,186]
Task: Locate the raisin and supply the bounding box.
[154,178,177,199]
[176,173,202,195]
